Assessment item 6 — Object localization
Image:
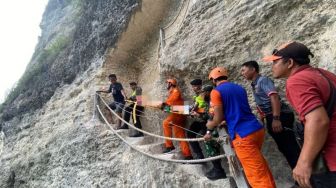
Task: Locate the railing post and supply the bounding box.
[218,128,249,188]
[93,93,99,120]
[159,28,165,48]
[0,130,5,156]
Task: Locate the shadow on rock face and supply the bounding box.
[7,171,15,188]
[0,131,5,156]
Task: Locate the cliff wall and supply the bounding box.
[1,0,336,187]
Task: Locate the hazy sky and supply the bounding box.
[0,0,48,103]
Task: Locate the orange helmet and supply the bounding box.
[166,78,177,85]
[208,67,228,80]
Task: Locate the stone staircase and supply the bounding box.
[112,127,237,187]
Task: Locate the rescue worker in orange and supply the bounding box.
[205,67,276,188]
[161,78,193,160]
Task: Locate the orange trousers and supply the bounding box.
[163,114,192,157]
[232,129,276,188]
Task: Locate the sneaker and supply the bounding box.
[162,146,175,153]
[118,124,128,129]
[130,132,144,137]
[206,168,227,180]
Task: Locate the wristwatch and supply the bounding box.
[206,129,214,134]
[273,115,280,120]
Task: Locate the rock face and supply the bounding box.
[0,0,139,122]
[1,0,336,187]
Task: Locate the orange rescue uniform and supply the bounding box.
[163,87,192,157]
[211,86,275,188]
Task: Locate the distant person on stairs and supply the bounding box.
[122,82,144,137]
[97,74,127,129]
[187,79,227,180]
[205,67,276,188]
[160,78,193,160]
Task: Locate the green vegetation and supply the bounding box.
[0,103,3,112]
[0,0,83,120]
[1,34,70,112]
[37,35,70,63]
[72,0,84,9]
[1,84,17,108]
[70,0,85,23]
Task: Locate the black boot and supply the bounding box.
[206,167,227,180]
[206,160,227,180]
[184,156,193,160]
[118,124,128,129]
[206,168,227,180]
[194,152,204,160]
[130,132,144,137]
[162,146,175,153]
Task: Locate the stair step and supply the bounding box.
[124,136,145,145]
[136,142,165,154]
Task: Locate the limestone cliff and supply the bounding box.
[1,0,336,187]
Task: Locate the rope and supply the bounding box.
[124,99,160,110]
[132,101,137,124]
[97,104,225,163]
[97,94,211,142]
[117,101,202,137]
[163,0,191,40]
[162,0,186,30]
[116,101,199,138]
[122,100,204,136]
[120,105,150,118]
[121,104,204,137]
